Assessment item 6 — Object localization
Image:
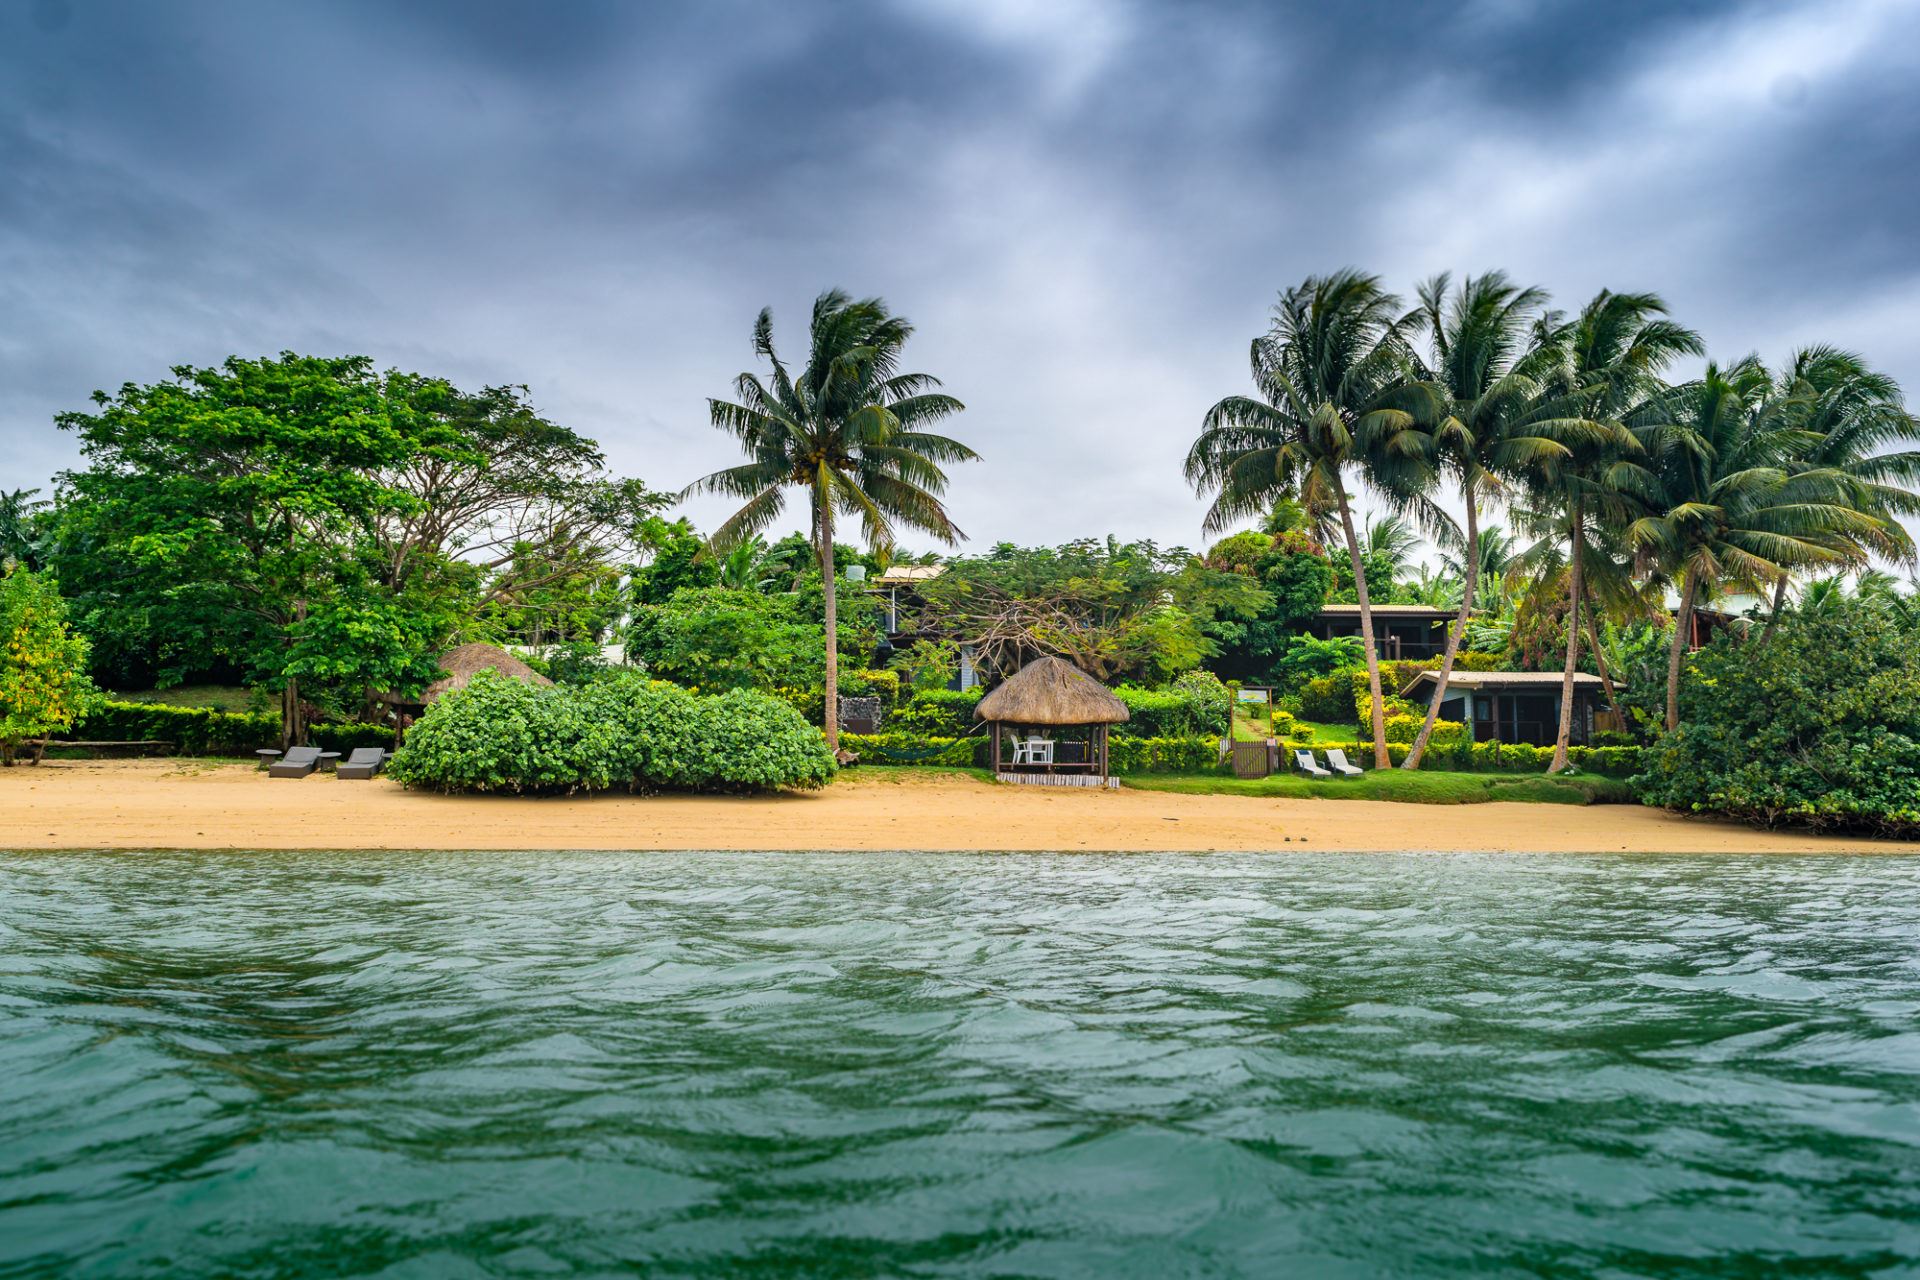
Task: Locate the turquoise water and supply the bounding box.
[2,851,1918,1278]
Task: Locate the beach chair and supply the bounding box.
[1324,747,1365,778]
[1293,749,1331,779]
[335,747,389,780]
[268,745,323,779]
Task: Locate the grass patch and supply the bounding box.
[108,684,262,713]
[1123,769,1635,806]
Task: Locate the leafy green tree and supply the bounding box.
[626,585,829,693]
[0,568,96,764]
[1187,269,1440,766]
[1202,529,1333,683]
[629,517,718,606]
[1637,602,1920,837]
[909,538,1257,685]
[685,290,975,750]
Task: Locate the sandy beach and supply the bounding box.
[0,758,1906,853]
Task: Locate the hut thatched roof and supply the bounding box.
[974,656,1130,726]
[416,643,552,704]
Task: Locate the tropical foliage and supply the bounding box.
[0,568,96,764]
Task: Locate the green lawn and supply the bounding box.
[1123,770,1635,806]
[108,684,262,713]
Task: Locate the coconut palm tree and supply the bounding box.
[1361,513,1423,583]
[1187,269,1439,766]
[0,487,46,571]
[1756,348,1920,638]
[1632,357,1880,730]
[1525,291,1702,770]
[1399,271,1577,768]
[684,290,975,750]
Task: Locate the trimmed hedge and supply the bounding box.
[72,700,388,755]
[841,730,1220,775]
[1327,738,1641,777]
[842,732,986,768]
[388,672,835,794]
[889,688,984,736]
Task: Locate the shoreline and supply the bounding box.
[0,759,1909,854]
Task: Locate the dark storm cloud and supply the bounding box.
[3,0,1918,552]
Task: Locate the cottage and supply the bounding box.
[1305,603,1457,660]
[1401,670,1611,746]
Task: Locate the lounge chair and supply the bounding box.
[1324,747,1365,778]
[1294,749,1331,779]
[335,747,389,780]
[268,746,323,779]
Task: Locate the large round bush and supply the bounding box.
[390,671,835,794]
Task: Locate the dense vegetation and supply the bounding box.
[1638,603,1920,837]
[7,268,1918,826]
[388,672,836,794]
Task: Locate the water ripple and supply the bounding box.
[3,850,1919,1277]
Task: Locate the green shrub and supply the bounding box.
[841,732,985,768]
[1382,713,1468,748]
[891,688,984,736]
[1169,670,1232,736]
[1107,735,1221,775]
[1298,674,1354,724]
[1636,607,1920,836]
[72,699,390,757]
[389,671,835,794]
[845,669,902,714]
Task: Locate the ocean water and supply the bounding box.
[2,850,1917,1278]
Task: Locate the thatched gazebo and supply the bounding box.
[975,656,1130,788]
[383,644,553,740]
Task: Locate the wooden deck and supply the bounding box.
[994,772,1120,790]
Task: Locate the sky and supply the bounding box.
[4,0,1919,558]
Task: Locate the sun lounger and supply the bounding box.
[268,745,323,779]
[1324,747,1365,778]
[1294,749,1331,779]
[335,747,389,780]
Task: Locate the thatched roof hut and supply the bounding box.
[414,643,552,706]
[975,656,1129,727]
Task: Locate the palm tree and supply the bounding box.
[1437,523,1519,613]
[684,290,975,750]
[1400,271,1570,768]
[1358,513,1424,587]
[1187,269,1439,766]
[1633,357,1880,730]
[1525,291,1702,770]
[0,487,46,571]
[1757,348,1920,638]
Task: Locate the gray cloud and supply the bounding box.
[3,0,1917,556]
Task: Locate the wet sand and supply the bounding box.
[0,759,1906,853]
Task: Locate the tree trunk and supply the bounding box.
[1758,572,1789,644]
[817,495,840,754]
[1549,505,1583,773]
[281,676,306,750]
[1666,565,1700,733]
[1333,474,1390,768]
[1404,485,1478,770]
[1582,601,1625,725]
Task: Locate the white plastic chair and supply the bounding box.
[1011,737,1054,766]
[1324,748,1364,778]
[1294,749,1331,778]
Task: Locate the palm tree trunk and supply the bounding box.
[1549,505,1583,773]
[817,495,840,754]
[1665,565,1700,733]
[1333,474,1389,768]
[1404,485,1477,770]
[1758,572,1789,644]
[1581,600,1625,725]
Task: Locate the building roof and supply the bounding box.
[1400,669,1609,696]
[975,656,1130,726]
[1316,603,1457,618]
[873,565,947,586]
[418,643,553,703]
